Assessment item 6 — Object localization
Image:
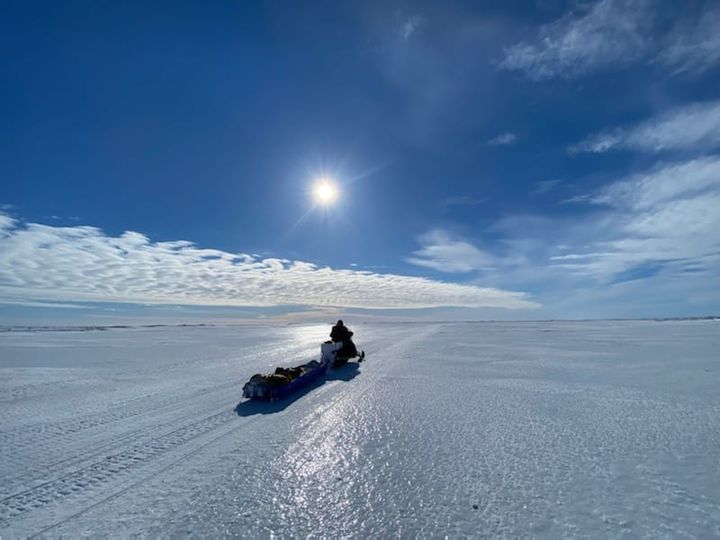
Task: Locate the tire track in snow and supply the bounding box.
[28,407,271,539]
[39,327,430,537]
[0,379,238,447]
[0,338,286,440]
[0,406,239,528]
[0,383,245,498]
[0,335,321,527]
[1,325,425,535]
[0,340,318,494]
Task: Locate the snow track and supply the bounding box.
[0,324,419,536]
[1,321,719,536]
[1,408,233,526]
[1,330,317,487]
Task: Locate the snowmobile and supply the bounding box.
[330,340,366,367]
[241,341,364,401]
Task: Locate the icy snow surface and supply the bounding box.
[1,321,719,537]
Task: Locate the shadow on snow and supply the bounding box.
[326,362,360,382]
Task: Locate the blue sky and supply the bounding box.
[1,0,719,323]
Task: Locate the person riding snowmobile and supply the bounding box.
[330,319,358,360]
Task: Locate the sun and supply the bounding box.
[312,177,339,206]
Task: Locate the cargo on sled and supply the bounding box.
[242,341,358,401]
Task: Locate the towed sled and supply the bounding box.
[242,341,364,401]
[241,358,328,401]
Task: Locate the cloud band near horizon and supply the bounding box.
[0,214,538,311]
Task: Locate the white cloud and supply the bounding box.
[570,100,720,154]
[592,156,720,209]
[425,157,720,317]
[0,299,90,309]
[534,179,564,194]
[501,1,720,80]
[401,15,423,41]
[0,213,16,233]
[0,216,537,311]
[487,132,517,146]
[552,156,720,280]
[406,230,496,273]
[622,193,720,238]
[658,6,720,75]
[501,0,652,80]
[396,148,720,316]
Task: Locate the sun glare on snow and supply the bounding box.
[312,177,339,206]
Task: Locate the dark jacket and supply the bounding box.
[330,323,353,343]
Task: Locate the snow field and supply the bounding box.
[0,320,718,536]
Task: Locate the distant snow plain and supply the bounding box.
[1,321,718,537]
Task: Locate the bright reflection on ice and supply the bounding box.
[4,322,718,537]
[269,376,364,531]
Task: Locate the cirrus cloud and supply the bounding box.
[501,0,652,80]
[570,100,720,154]
[553,155,720,280]
[406,229,496,273]
[487,132,517,146]
[658,5,720,75]
[0,215,538,311]
[501,0,720,80]
[404,156,720,318]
